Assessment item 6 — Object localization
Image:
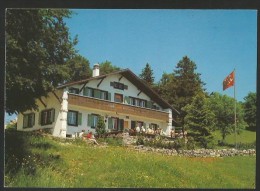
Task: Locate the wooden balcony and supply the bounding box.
[68,94,169,122]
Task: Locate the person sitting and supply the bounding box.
[84,131,99,145]
[135,126,140,133]
[78,130,85,138]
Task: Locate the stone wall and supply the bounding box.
[122,132,255,157]
[133,145,256,157]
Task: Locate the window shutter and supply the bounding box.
[147,101,152,108]
[23,115,28,128]
[78,113,82,126]
[124,85,128,90]
[110,82,114,87]
[107,93,111,101]
[38,112,42,125]
[108,118,113,129]
[131,121,136,129]
[124,96,130,104]
[51,109,55,122]
[32,113,35,126]
[119,119,124,131]
[94,89,100,98]
[83,87,87,96]
[87,114,92,126]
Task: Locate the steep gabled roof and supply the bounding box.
[57,69,180,115]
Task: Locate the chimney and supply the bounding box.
[92,63,100,77]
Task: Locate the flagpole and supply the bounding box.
[234,69,237,149]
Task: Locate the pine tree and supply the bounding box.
[183,93,215,148]
[139,63,155,86]
[173,56,206,127]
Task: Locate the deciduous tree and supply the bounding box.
[243,92,256,131]
[99,61,120,75]
[6,9,78,114]
[67,55,92,82]
[208,92,246,143]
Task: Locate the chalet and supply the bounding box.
[17,64,179,138]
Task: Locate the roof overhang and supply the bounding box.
[57,69,180,115]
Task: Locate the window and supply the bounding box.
[108,118,124,131]
[111,81,128,90]
[67,110,78,126]
[150,123,158,130]
[135,99,140,106]
[140,100,146,107]
[83,87,94,97]
[23,113,35,128]
[40,109,55,126]
[83,87,109,100]
[100,90,108,100]
[131,121,143,129]
[88,114,99,129]
[114,93,123,103]
[69,88,79,94]
[131,121,136,129]
[137,121,144,128]
[67,111,82,126]
[128,97,146,107]
[108,117,118,130]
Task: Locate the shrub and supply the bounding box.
[136,136,145,145]
[173,139,186,153]
[186,137,195,150]
[96,117,106,138]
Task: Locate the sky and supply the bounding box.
[65,9,257,100]
[5,9,257,123]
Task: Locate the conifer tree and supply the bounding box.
[183,93,215,148]
[96,116,106,138]
[173,56,206,127]
[139,63,155,86]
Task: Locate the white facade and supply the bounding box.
[17,69,178,138]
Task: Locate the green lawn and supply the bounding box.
[212,129,256,146]
[5,130,256,188]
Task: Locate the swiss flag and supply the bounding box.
[223,71,235,91]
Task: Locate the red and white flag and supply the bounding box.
[223,71,235,91]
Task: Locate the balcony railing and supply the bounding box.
[68,94,169,122]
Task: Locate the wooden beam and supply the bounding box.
[97,77,105,87]
[119,76,123,81]
[52,91,61,103]
[39,97,47,108]
[79,81,88,93]
[137,91,142,96]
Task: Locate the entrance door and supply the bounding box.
[124,120,129,129]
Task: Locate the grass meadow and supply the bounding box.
[5,129,256,188]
